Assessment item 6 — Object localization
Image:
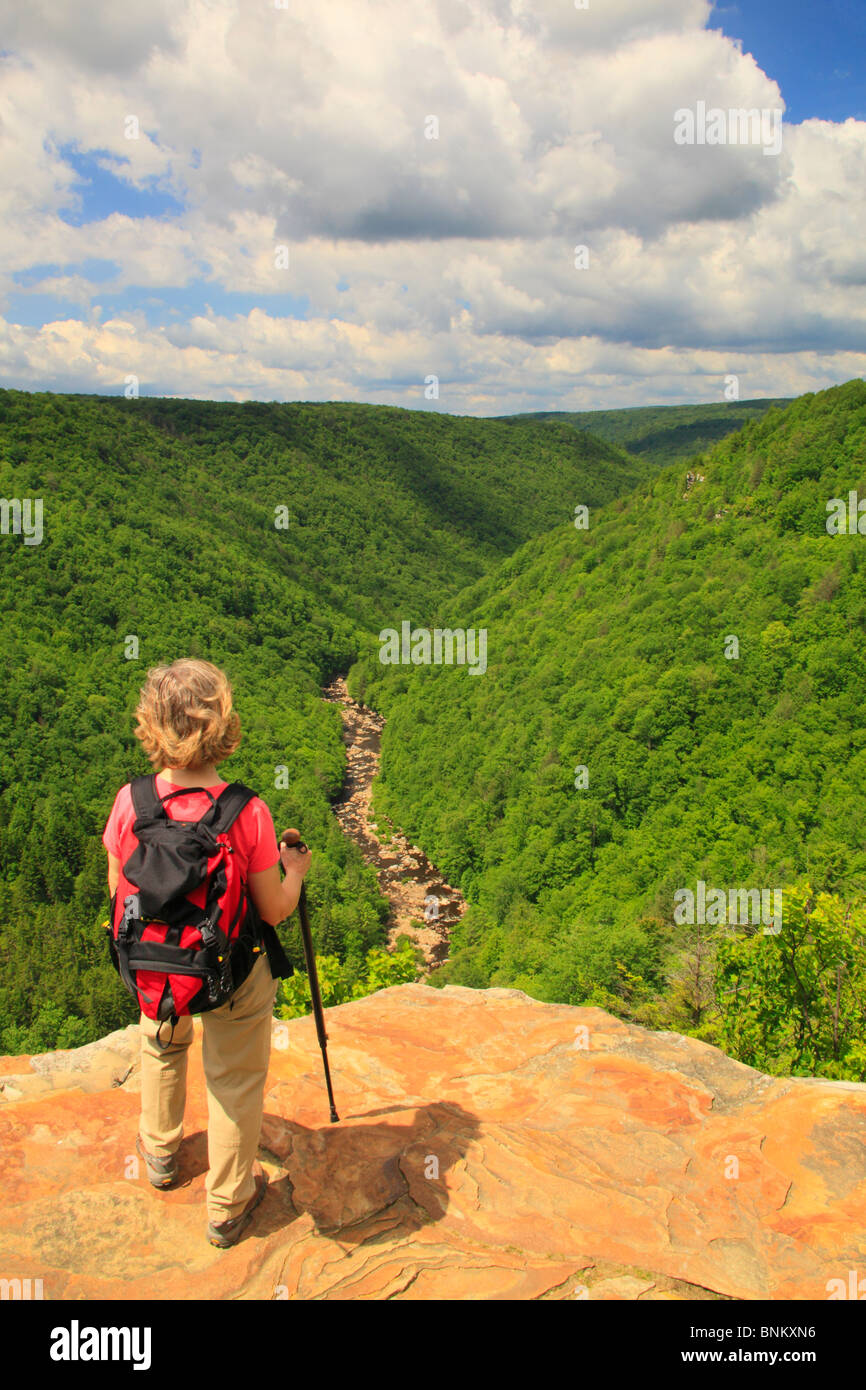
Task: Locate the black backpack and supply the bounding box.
[108,775,292,1045]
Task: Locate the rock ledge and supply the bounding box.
[0,984,863,1301]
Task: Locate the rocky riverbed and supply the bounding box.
[323,677,466,972]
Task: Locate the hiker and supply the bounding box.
[102,658,311,1247]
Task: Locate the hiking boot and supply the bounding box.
[136,1134,179,1189]
[207,1167,269,1248]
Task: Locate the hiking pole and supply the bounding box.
[283,836,339,1123]
[297,881,340,1123]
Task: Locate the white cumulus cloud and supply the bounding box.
[0,0,862,411]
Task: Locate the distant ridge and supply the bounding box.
[496,397,792,468]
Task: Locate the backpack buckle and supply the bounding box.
[200,920,218,951]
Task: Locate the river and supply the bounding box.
[323,677,466,974]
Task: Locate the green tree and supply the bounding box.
[715,882,866,1080]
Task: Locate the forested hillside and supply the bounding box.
[0,388,648,1049]
[504,398,791,468]
[356,380,866,1079]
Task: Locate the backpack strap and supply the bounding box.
[130,773,163,822]
[212,784,295,981]
[211,782,258,833]
[130,776,255,829]
[260,920,294,980]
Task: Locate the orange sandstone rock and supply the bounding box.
[0,984,863,1301]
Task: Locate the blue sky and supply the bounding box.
[55,146,186,226]
[712,0,866,123]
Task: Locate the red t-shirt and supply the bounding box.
[103,775,281,878]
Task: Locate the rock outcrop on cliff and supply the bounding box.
[1,984,864,1300]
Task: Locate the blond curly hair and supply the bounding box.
[134,659,241,770]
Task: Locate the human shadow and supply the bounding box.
[257,1100,481,1244]
[168,1100,480,1246]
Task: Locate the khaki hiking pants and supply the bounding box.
[138,953,278,1223]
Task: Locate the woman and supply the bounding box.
[103,657,310,1247]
